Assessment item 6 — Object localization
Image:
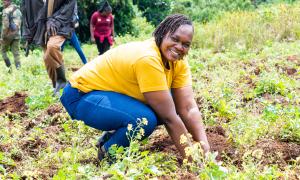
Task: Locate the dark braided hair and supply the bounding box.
[153,14,193,47]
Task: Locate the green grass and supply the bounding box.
[193,2,300,52]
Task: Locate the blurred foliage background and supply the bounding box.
[0,0,297,42]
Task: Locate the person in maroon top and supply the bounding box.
[90,0,114,55]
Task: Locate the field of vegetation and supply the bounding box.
[0,2,300,179]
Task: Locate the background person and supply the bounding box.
[1,0,22,72]
[90,0,114,55]
[61,14,210,160]
[22,0,76,96]
[61,2,88,64]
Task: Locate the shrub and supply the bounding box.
[134,0,171,26]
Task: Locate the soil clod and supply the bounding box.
[0,92,28,116]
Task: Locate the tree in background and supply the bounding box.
[134,0,171,26]
[0,0,297,42]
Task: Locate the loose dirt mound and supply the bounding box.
[147,126,236,162]
[286,55,300,65]
[206,126,236,161]
[19,137,47,158]
[23,104,64,131]
[147,126,181,160]
[275,63,298,76]
[47,104,63,116]
[0,92,28,116]
[254,139,300,167]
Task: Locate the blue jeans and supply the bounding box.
[61,32,87,64]
[60,83,158,151]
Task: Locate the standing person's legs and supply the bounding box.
[1,39,12,68]
[102,38,111,54]
[11,39,21,69]
[71,90,158,151]
[95,37,102,55]
[43,35,66,89]
[70,32,87,64]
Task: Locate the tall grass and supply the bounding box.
[193,2,300,52]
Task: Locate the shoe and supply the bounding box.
[96,131,114,147]
[96,144,107,161]
[53,65,67,96]
[53,80,66,96]
[96,131,115,161]
[7,67,12,73]
[4,58,11,68]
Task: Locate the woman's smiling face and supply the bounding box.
[160,24,193,62]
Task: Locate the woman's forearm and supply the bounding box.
[143,91,191,158]
[183,107,210,153]
[164,115,191,158]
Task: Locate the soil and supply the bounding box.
[147,126,236,163]
[68,67,79,72]
[254,139,300,168]
[262,93,290,106]
[253,66,261,75]
[206,126,236,161]
[147,126,300,169]
[0,92,28,117]
[286,55,300,65]
[47,104,63,116]
[285,67,297,75]
[147,126,182,161]
[275,63,298,76]
[159,171,198,180]
[14,104,65,161]
[0,144,11,152]
[19,137,47,158]
[22,104,63,131]
[2,90,299,178]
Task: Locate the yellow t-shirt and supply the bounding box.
[69,39,192,102]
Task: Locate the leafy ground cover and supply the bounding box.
[1,3,300,179]
[0,40,299,179]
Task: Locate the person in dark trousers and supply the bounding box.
[90,0,114,55]
[21,0,76,96]
[61,14,210,161]
[1,0,22,72]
